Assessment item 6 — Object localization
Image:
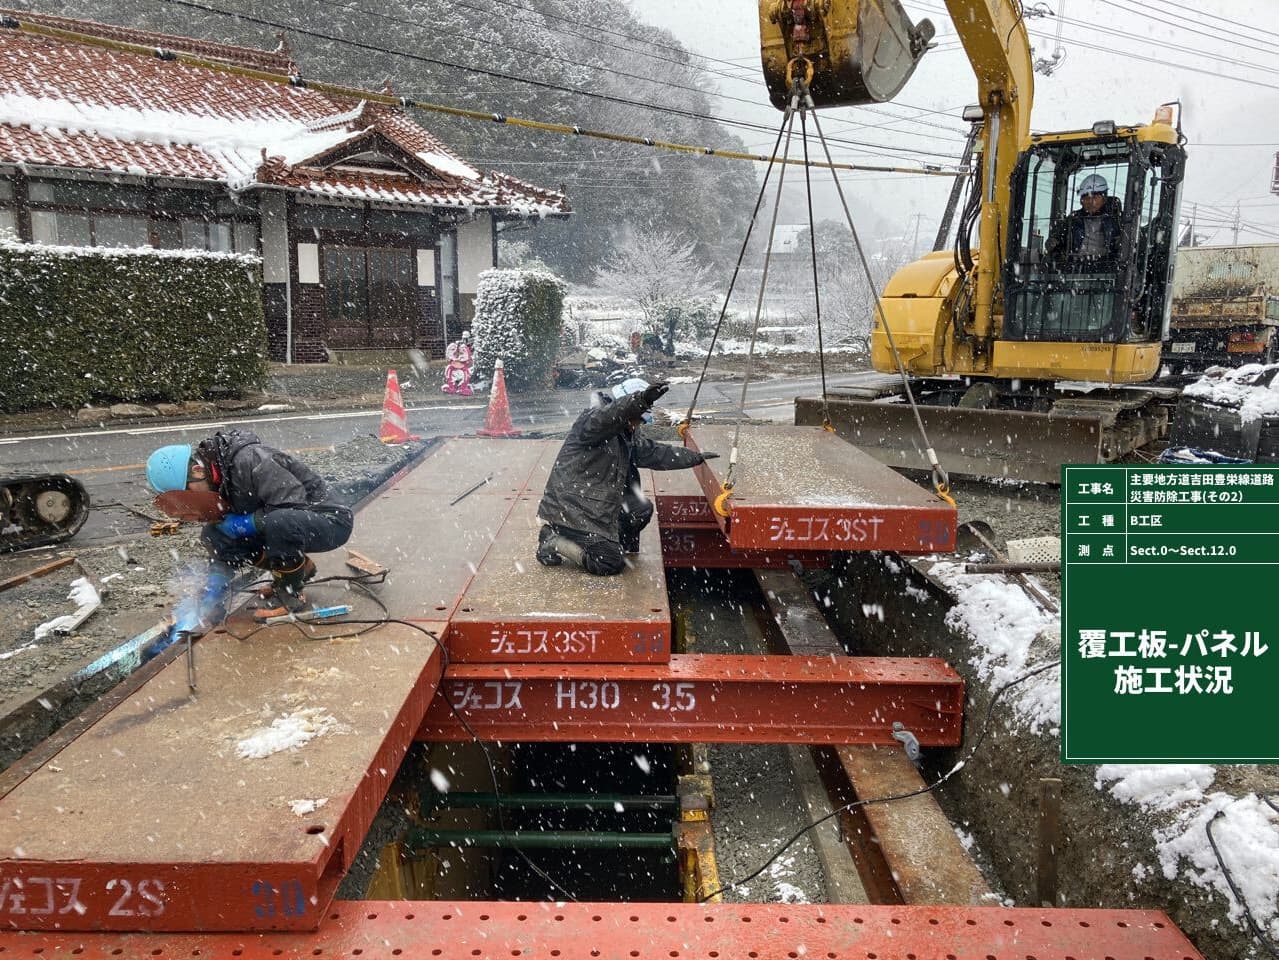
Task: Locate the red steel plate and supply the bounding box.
[652,468,719,528]
[0,900,1204,958]
[684,425,956,553]
[447,477,671,664]
[660,524,832,569]
[0,624,442,933]
[417,653,963,745]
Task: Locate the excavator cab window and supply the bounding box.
[1001,137,1182,346]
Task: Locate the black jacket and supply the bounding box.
[538,391,705,541]
[198,430,327,517]
[1046,198,1122,262]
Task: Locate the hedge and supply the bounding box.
[471,268,566,392]
[0,242,268,412]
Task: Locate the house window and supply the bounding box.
[31,210,91,246]
[93,214,149,248]
[234,222,257,254]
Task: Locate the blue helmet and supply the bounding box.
[612,377,653,423]
[146,444,193,493]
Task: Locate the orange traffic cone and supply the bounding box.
[477,359,521,438]
[379,369,421,444]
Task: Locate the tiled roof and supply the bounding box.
[0,10,567,216]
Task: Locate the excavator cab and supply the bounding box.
[759,0,935,109]
[999,124,1185,379]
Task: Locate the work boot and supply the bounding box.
[252,557,313,622]
[536,527,586,569]
[620,533,641,555]
[253,556,317,598]
[536,525,563,566]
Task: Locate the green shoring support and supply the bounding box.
[422,792,679,813]
[406,828,677,853]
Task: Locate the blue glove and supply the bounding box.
[216,512,257,539]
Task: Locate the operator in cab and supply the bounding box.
[145,431,354,621]
[536,378,715,576]
[1047,173,1123,265]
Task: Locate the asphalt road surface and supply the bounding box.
[0,373,864,547]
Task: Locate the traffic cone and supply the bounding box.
[378,369,420,444]
[477,359,521,438]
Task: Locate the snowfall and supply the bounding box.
[923,555,1279,942]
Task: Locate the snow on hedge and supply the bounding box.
[471,268,565,391]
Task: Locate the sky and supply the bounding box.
[624,0,1279,250]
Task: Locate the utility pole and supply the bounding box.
[908,213,925,258]
[1233,203,1242,245]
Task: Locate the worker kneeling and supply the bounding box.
[146,431,354,622]
[536,378,715,576]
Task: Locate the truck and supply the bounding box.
[1163,244,1279,374]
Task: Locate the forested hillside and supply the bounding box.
[16,0,759,281]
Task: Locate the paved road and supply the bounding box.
[0,372,867,546]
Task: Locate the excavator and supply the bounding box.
[760,0,1187,482]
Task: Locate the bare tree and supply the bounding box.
[594,228,714,349]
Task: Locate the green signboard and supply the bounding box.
[1062,465,1279,763]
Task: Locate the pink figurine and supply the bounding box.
[442,330,474,396]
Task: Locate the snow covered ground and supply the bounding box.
[928,558,1279,950]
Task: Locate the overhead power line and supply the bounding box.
[3,14,961,180]
[152,0,965,166]
[298,0,969,148]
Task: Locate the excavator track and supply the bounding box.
[1,474,90,553]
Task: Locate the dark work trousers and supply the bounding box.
[201,503,354,570]
[554,491,654,577]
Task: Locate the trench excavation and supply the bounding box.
[0,438,1206,959]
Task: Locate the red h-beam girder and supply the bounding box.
[0,900,1205,957]
[417,654,963,745]
[659,524,832,569]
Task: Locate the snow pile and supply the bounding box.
[1094,767,1279,941]
[32,576,99,640]
[926,561,1060,732]
[236,708,339,760]
[1183,364,1279,423]
[1095,764,1215,813]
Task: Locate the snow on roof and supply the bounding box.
[0,11,566,216]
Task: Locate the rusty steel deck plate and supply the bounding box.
[0,900,1204,958]
[652,467,719,527]
[446,472,672,664]
[0,616,442,933]
[417,653,963,744]
[659,524,832,569]
[683,425,956,552]
[345,439,551,622]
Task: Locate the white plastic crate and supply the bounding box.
[1006,536,1061,565]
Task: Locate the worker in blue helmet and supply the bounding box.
[536,378,717,576]
[146,430,353,622]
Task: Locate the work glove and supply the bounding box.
[641,381,670,407]
[216,512,257,539]
[700,452,720,461]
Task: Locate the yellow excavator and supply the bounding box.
[761,1,1187,482]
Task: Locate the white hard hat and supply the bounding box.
[612,377,650,400]
[1078,173,1109,197]
[611,377,653,423]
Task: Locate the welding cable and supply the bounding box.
[1204,798,1279,959]
[696,657,1061,903]
[803,96,956,509]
